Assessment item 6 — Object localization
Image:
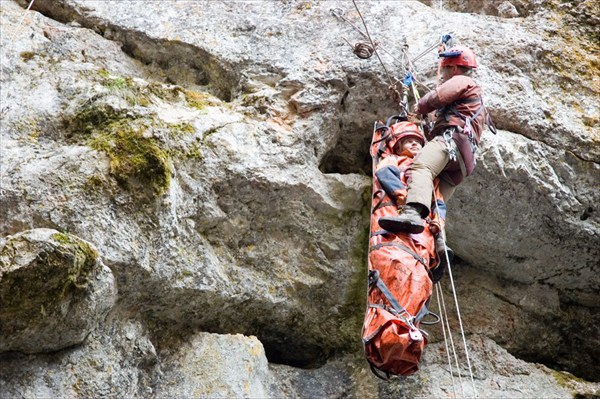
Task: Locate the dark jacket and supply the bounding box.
[416,75,487,183]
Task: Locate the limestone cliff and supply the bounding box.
[0,0,598,397]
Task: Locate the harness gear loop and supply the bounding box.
[419,310,441,326]
[462,120,479,166]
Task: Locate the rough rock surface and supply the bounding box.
[154,333,270,398]
[0,0,599,397]
[0,228,116,353]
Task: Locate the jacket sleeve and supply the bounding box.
[415,75,477,114]
[375,165,406,207]
[375,156,412,207]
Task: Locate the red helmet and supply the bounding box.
[439,45,477,68]
[387,123,424,153]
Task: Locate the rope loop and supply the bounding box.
[352,41,377,59]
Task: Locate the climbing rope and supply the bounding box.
[424,31,477,395]
[343,38,377,59]
[435,283,459,398]
[330,7,407,68]
[9,0,36,40]
[349,0,409,113]
[439,231,477,396]
[333,3,408,112]
[431,188,477,397]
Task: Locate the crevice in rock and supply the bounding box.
[462,269,600,382]
[140,299,330,370]
[18,0,240,102]
[580,206,593,221]
[319,125,373,176]
[319,73,399,175]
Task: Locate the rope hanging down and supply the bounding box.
[9,0,36,40]
[432,186,477,397]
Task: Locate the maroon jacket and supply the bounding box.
[416,75,487,183]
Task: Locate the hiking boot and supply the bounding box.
[378,205,425,234]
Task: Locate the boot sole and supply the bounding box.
[378,217,425,234]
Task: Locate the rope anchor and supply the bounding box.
[343,39,378,59]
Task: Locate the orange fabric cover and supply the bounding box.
[363,121,444,376]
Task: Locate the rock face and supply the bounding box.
[155,333,270,398]
[0,0,599,397]
[0,228,116,353]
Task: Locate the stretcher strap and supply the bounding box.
[368,270,409,317]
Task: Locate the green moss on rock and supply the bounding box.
[51,233,99,291]
[62,70,226,196]
[185,89,220,110]
[68,103,128,136]
[552,370,599,399]
[335,188,371,349]
[89,119,171,195]
[0,232,99,323]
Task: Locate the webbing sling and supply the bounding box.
[368,270,408,317]
[444,96,496,135]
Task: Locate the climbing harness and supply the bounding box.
[440,97,490,165]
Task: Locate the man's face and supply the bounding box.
[440,65,458,83]
[400,138,422,157]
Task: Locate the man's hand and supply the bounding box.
[413,103,421,115]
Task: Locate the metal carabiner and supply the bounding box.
[443,128,457,161]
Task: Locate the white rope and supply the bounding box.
[398,29,478,394]
[438,281,466,398]
[435,284,458,398]
[442,231,477,396]
[427,175,476,396]
[9,0,36,41]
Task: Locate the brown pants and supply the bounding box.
[405,136,465,215]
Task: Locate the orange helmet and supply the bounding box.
[439,45,477,68]
[387,123,425,153]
